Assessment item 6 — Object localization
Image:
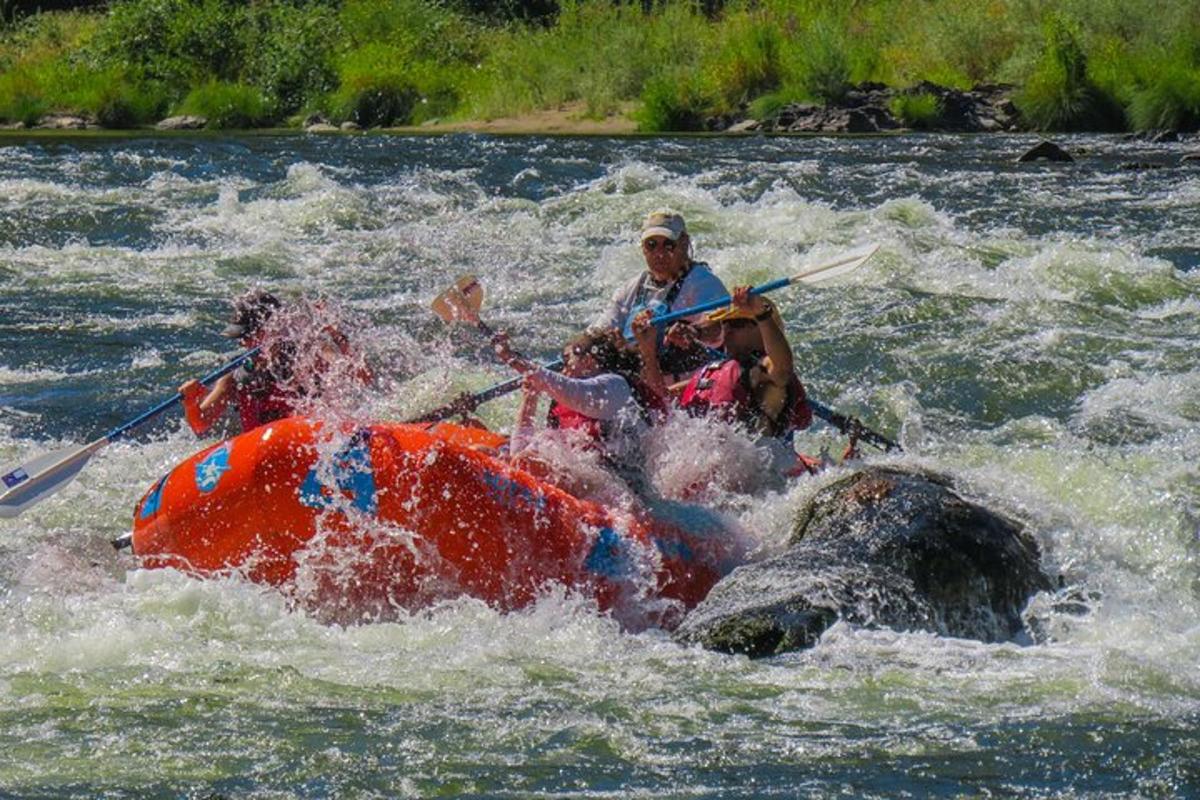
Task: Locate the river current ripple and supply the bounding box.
[1,133,1198,797]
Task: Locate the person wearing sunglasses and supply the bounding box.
[490,328,666,488]
[592,210,729,378]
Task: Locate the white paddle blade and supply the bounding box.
[794,242,880,285]
[431,276,484,323]
[0,441,103,518]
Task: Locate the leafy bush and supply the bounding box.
[634,71,710,132]
[889,90,941,128]
[177,79,272,128]
[1015,13,1124,131]
[243,1,340,116]
[90,0,249,86]
[92,79,167,127]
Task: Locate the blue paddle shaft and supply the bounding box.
[104,347,261,443]
[415,277,796,424]
[647,277,792,328]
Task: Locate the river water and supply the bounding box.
[1,132,1199,797]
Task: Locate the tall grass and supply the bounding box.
[464,0,707,120]
[177,79,271,128]
[1015,13,1124,131]
[890,90,941,129]
[3,0,1200,132]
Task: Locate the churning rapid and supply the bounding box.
[1,133,1199,797]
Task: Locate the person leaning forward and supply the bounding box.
[177,290,371,437]
[592,210,728,378]
[634,285,812,441]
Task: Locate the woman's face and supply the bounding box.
[719,318,761,357]
[562,343,599,378]
[641,233,689,283]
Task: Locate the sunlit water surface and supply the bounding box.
[1,132,1199,797]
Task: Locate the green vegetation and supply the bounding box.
[1,0,1199,132]
[889,91,941,130]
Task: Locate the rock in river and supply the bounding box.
[675,466,1056,658]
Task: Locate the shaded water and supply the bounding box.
[2,132,1199,797]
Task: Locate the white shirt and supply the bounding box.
[592,262,729,338]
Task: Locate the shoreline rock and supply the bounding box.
[725,81,1023,134]
[155,115,207,131]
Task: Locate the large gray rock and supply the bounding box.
[155,115,207,131]
[746,81,1022,134]
[34,113,95,129]
[1017,140,1074,163]
[675,467,1056,657]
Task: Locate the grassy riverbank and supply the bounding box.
[2,0,1199,132]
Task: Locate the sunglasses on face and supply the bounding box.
[723,318,757,330]
[642,238,677,253]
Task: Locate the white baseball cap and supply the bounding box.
[640,210,687,242]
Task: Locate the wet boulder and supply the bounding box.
[1017,140,1074,163]
[675,467,1056,658]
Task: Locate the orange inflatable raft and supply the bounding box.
[131,417,748,625]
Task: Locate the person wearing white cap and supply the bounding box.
[591,210,728,376]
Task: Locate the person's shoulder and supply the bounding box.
[684,262,728,292]
[619,270,648,290]
[686,262,725,283]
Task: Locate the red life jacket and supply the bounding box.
[232,347,298,432]
[547,401,606,442]
[679,358,811,437]
[546,376,668,444]
[234,381,296,432]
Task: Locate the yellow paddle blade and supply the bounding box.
[431,275,484,324]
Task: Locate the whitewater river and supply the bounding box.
[1,132,1198,797]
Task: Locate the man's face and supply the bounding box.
[641,233,688,283]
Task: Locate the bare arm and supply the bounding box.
[631,308,668,400]
[510,381,541,454]
[179,374,234,436]
[731,286,793,383]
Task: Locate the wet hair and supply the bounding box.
[563,329,642,381]
[224,289,282,338]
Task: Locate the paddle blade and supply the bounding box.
[0,441,102,518]
[431,275,484,324]
[794,242,880,285]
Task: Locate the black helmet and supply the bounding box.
[221,289,281,339]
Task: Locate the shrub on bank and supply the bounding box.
[1015,14,1124,131]
[889,90,941,129]
[634,71,710,132]
[1128,62,1200,132]
[464,0,701,120]
[177,79,272,128]
[706,11,783,110]
[793,17,852,103]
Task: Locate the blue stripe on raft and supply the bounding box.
[584,527,628,578]
[138,474,168,519]
[299,431,377,515]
